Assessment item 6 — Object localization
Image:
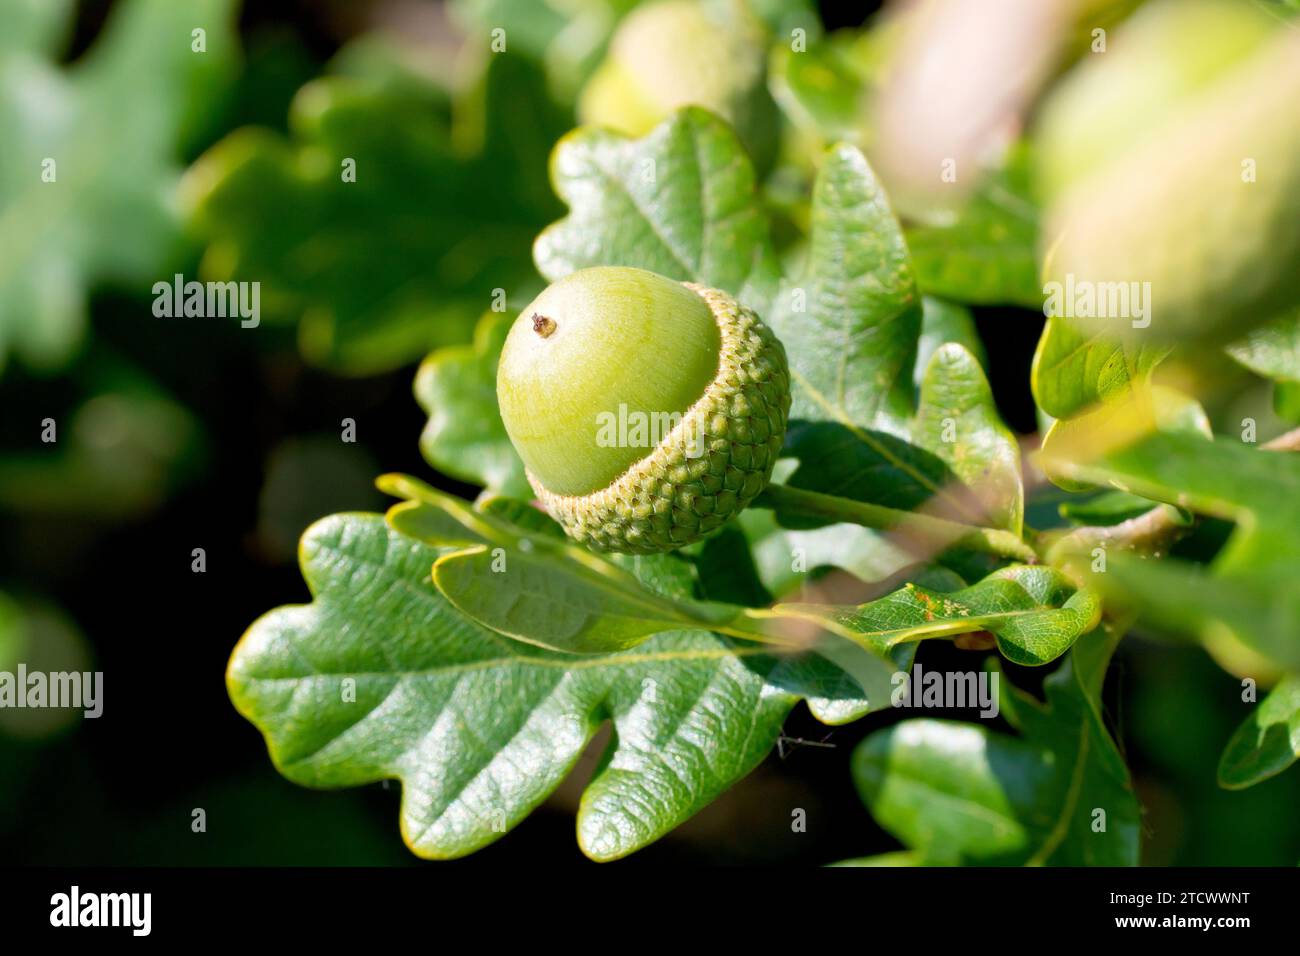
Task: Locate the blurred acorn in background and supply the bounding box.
[578,0,780,172]
[1036,0,1300,344]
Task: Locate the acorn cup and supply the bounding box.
[496,266,790,554]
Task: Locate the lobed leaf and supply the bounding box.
[0,0,237,373]
[853,627,1139,865]
[227,512,891,861]
[184,50,565,374]
[533,107,781,312]
[782,565,1099,667]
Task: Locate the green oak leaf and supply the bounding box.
[1226,308,1300,384]
[905,145,1042,308]
[1218,675,1300,789]
[0,0,236,373]
[915,296,986,387]
[784,565,1099,668]
[1044,429,1300,668]
[1038,384,1211,493]
[383,473,1071,662]
[853,627,1139,865]
[916,343,1023,534]
[1032,317,1171,420]
[765,143,921,434]
[1058,490,1163,526]
[534,106,782,312]
[449,0,634,99]
[227,511,904,861]
[184,49,566,374]
[769,38,867,145]
[414,311,529,497]
[828,852,920,867]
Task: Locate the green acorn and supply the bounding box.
[578,0,779,173]
[1035,0,1300,343]
[496,266,789,554]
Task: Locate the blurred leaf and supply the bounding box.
[769,38,865,144]
[0,374,203,519]
[414,311,529,497]
[916,344,1023,533]
[1226,308,1300,384]
[1045,429,1300,668]
[1,0,73,56]
[905,145,1042,308]
[1059,489,1161,526]
[828,851,920,867]
[1218,676,1300,789]
[1032,317,1171,420]
[0,0,237,373]
[1039,384,1211,493]
[256,436,382,562]
[450,0,634,98]
[534,107,781,312]
[184,50,566,374]
[853,628,1139,864]
[227,511,893,862]
[0,596,92,740]
[766,143,921,433]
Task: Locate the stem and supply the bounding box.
[755,483,1039,564]
[1264,426,1300,452]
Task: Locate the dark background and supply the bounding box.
[2,0,1297,867]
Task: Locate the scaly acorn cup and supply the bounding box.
[496,266,790,554]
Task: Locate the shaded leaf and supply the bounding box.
[185,50,565,374]
[1218,676,1300,789]
[905,145,1042,308]
[0,0,237,372]
[414,311,529,497]
[853,627,1139,865]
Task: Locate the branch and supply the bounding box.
[1048,427,1300,563]
[756,483,1039,564]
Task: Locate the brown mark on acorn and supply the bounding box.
[532,313,557,338]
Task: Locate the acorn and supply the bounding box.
[578,0,780,173]
[496,266,790,554]
[1035,0,1300,343]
